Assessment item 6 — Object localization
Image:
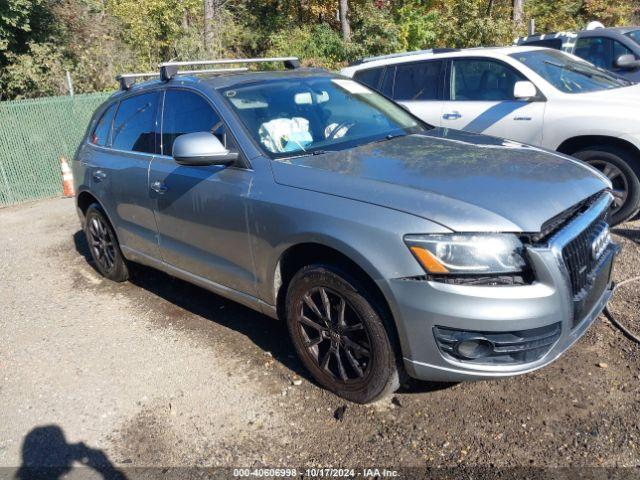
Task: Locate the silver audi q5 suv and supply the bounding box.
[73,59,618,403]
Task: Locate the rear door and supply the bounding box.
[389,60,445,127]
[87,91,161,257]
[440,58,545,146]
[149,89,255,295]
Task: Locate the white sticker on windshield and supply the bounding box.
[331,79,373,95]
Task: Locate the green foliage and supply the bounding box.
[1,0,638,99]
[0,0,55,64]
[393,1,440,51]
[268,23,358,68]
[107,0,201,68]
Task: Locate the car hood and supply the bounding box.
[573,82,640,102]
[270,129,609,233]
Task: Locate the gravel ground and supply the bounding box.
[0,197,639,476]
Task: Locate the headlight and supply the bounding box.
[404,234,527,274]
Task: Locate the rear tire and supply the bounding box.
[84,204,129,282]
[285,264,400,403]
[573,146,640,225]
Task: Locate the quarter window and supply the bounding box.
[450,59,525,101]
[91,103,117,146]
[393,61,442,101]
[112,92,159,154]
[161,90,224,156]
[353,68,384,90]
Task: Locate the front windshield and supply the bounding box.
[626,30,640,45]
[219,76,428,158]
[510,49,631,94]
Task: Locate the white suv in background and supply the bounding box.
[341,46,640,224]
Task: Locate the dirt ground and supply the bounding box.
[0,197,639,476]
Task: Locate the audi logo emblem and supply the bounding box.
[591,224,611,261]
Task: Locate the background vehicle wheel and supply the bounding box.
[84,204,129,282]
[285,264,400,404]
[574,147,640,225]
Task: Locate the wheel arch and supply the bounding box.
[75,189,123,245]
[556,135,640,158]
[271,240,401,350]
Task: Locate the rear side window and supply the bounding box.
[161,90,223,155]
[450,59,525,101]
[353,68,384,90]
[112,92,159,154]
[521,38,563,50]
[91,103,117,146]
[393,61,442,101]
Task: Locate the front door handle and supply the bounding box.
[442,111,462,120]
[151,180,168,194]
[93,170,107,182]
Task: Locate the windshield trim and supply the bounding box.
[217,75,433,160]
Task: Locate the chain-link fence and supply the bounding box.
[0,92,111,207]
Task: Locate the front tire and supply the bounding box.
[84,204,129,282]
[285,265,400,403]
[574,146,640,225]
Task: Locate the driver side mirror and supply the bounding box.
[172,132,238,167]
[513,81,538,101]
[614,54,640,70]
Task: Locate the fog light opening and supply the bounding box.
[453,338,494,360]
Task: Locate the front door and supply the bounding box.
[149,89,256,295]
[441,58,545,146]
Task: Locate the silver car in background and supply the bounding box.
[73,59,618,403]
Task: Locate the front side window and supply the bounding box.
[91,103,117,147]
[511,49,631,94]
[219,76,427,158]
[626,30,640,45]
[450,59,525,101]
[613,40,635,62]
[574,37,611,69]
[394,60,442,101]
[162,90,224,155]
[112,92,159,153]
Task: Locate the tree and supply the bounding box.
[513,0,524,26]
[338,0,351,42]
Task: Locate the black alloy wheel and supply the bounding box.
[84,204,129,282]
[286,265,400,403]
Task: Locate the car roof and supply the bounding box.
[520,26,640,41]
[345,45,544,70]
[109,68,334,100]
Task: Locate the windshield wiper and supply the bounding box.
[281,149,327,160]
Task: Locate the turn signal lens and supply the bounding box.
[409,246,449,274]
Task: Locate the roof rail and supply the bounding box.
[158,57,300,81]
[115,72,158,91]
[349,48,459,66]
[115,56,300,91]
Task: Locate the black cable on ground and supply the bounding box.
[603,276,640,345]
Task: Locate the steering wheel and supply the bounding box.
[326,121,356,140]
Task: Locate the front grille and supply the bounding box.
[561,213,607,297]
[433,323,561,365]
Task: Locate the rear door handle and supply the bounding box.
[442,111,462,120]
[151,180,168,194]
[93,170,107,182]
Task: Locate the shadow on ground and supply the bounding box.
[73,230,452,397]
[15,425,126,480]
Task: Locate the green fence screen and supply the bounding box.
[0,92,111,207]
